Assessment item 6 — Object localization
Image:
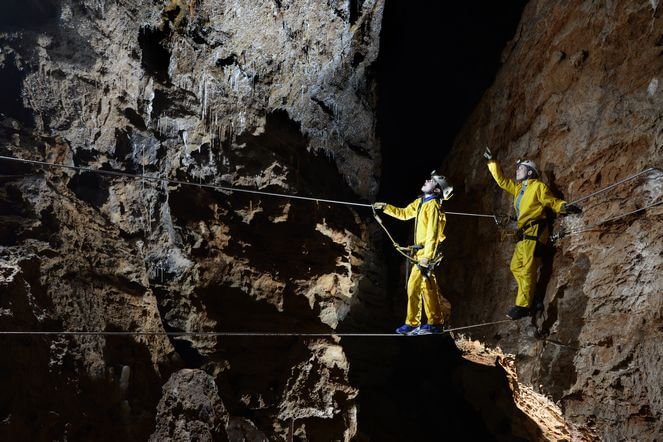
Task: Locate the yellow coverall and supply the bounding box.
[487,161,566,307]
[383,197,451,326]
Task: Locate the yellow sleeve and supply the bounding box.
[487,160,518,196]
[537,183,566,214]
[383,199,419,220]
[421,204,446,260]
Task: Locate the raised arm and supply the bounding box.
[487,160,518,196]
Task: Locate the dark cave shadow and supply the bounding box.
[344,334,543,441]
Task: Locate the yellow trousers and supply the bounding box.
[405,265,451,326]
[510,224,548,307]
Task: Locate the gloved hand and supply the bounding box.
[373,202,386,210]
[483,146,493,161]
[562,203,582,215]
[418,257,430,268]
[550,230,565,244]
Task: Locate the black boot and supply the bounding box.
[506,305,530,320]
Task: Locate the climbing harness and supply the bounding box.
[371,205,443,266]
[497,167,663,243]
[515,219,547,242]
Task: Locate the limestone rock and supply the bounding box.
[4,0,660,439]
[150,369,229,442]
[443,1,663,439]
[0,0,384,440]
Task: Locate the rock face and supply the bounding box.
[2,0,661,440]
[1,0,383,440]
[442,1,663,440]
[150,369,228,441]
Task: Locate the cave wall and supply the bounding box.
[0,0,385,440]
[3,0,661,440]
[442,1,663,440]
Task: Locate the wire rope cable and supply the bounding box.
[0,155,498,218]
[567,167,661,206]
[560,198,663,238]
[0,319,514,338]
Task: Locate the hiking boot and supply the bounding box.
[395,324,418,335]
[506,305,530,320]
[411,324,445,335]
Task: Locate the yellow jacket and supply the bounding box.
[383,197,446,260]
[487,160,565,228]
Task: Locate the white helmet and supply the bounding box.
[430,171,454,200]
[516,159,539,177]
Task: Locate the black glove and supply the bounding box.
[483,146,493,161]
[563,203,582,215]
[550,230,565,244]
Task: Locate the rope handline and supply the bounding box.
[371,205,420,264]
[446,211,498,221]
[539,338,579,350]
[445,319,512,333]
[0,155,497,218]
[567,167,661,206]
[559,198,663,238]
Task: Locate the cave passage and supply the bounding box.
[345,1,530,439]
[376,0,527,203]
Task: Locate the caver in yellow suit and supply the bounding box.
[487,160,566,311]
[383,195,451,328]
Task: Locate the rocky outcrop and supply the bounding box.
[0,122,178,441]
[150,369,229,441]
[456,337,594,441]
[1,0,384,440]
[443,1,663,439]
